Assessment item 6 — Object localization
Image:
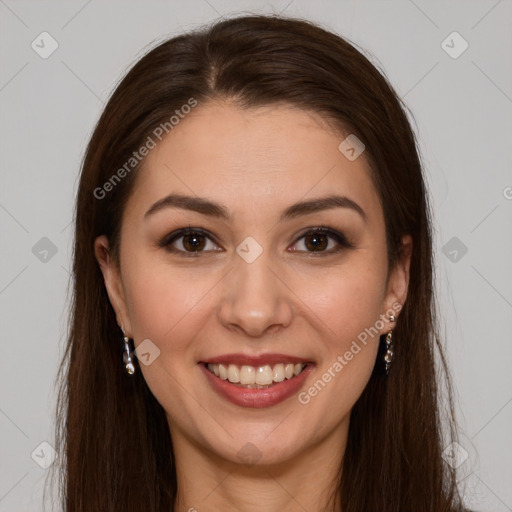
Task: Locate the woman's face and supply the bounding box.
[95,101,411,466]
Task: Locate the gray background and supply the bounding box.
[1,1,511,510]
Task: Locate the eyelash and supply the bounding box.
[158,225,355,257]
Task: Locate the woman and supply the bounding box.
[52,14,469,512]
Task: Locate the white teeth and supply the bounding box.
[255,365,273,385]
[205,361,307,386]
[240,365,256,385]
[218,363,228,380]
[273,363,285,382]
[227,364,240,383]
[207,363,220,377]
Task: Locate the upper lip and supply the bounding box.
[200,353,314,367]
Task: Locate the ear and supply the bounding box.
[380,234,413,333]
[94,235,133,337]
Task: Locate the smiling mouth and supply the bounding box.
[204,362,309,389]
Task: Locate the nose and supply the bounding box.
[218,250,294,338]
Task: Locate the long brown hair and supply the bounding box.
[50,14,468,511]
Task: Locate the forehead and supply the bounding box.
[125,102,381,223]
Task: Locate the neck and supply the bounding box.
[169,419,347,512]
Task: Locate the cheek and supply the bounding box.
[298,259,387,343]
[124,262,213,342]
[120,258,216,411]
[123,247,388,354]
[294,261,386,399]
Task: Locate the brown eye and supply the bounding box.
[161,228,220,255]
[291,227,354,255]
[303,232,329,251]
[182,232,207,252]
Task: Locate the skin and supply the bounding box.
[95,101,412,512]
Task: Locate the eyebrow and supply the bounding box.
[144,193,367,223]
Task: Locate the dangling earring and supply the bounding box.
[122,334,136,375]
[383,314,395,375]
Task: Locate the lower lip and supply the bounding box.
[199,363,314,408]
